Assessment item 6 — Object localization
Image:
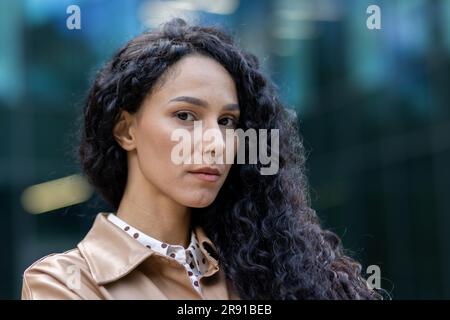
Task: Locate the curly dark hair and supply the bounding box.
[78,18,382,300]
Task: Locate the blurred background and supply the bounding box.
[1,0,449,299]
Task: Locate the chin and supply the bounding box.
[180,190,219,208]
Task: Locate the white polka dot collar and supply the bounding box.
[106,213,209,294]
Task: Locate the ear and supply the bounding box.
[113,110,136,151]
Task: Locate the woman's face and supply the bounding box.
[115,54,240,208]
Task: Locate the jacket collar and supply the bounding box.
[77,213,220,285]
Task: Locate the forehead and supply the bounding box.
[151,54,238,103]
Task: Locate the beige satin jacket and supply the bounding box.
[21,213,241,300]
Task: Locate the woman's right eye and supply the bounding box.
[175,111,196,121]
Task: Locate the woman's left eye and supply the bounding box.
[175,111,196,121]
[218,117,238,127]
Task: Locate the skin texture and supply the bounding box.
[112,54,240,248]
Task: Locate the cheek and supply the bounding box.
[221,129,239,164]
[135,119,183,180]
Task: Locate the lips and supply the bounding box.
[188,167,222,182]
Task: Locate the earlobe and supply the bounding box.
[113,110,136,151]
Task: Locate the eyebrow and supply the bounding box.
[168,96,239,111]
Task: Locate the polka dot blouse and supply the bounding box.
[107,213,208,296]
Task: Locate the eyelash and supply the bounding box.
[175,111,196,121]
[174,111,239,127]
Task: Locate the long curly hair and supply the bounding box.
[78,18,382,300]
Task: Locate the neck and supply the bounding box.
[115,165,191,248]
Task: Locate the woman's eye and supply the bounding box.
[175,111,195,121]
[219,117,238,127]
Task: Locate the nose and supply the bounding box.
[199,120,226,164]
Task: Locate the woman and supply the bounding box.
[22,18,381,300]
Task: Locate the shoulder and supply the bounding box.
[24,248,87,273]
[21,248,98,300]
